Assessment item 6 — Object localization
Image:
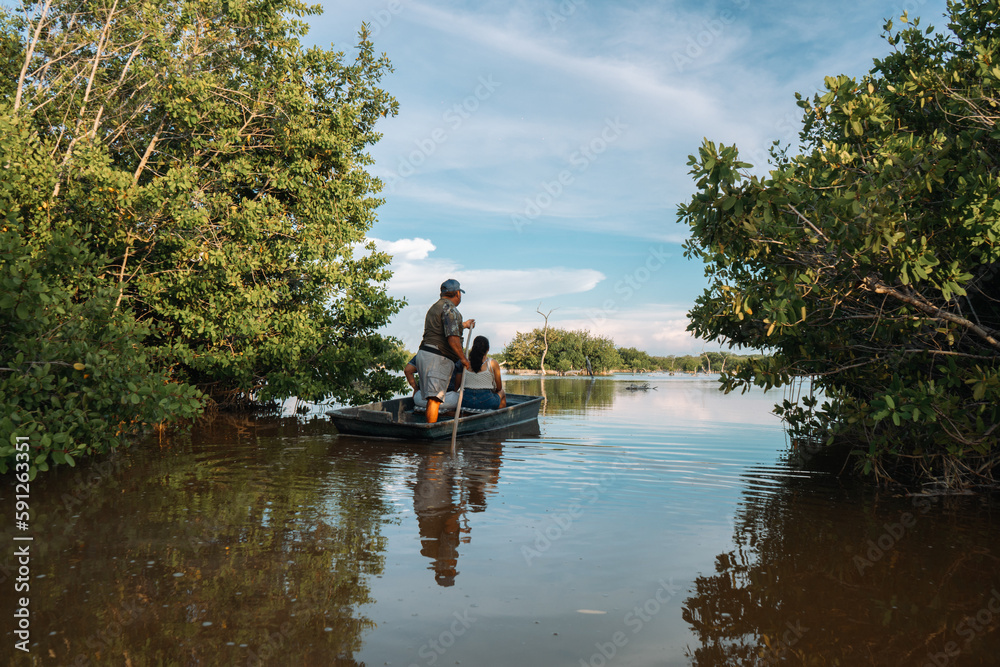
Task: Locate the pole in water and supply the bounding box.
[451,324,474,452]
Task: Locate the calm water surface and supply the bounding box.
[3,375,999,666]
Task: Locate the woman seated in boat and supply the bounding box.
[461,336,506,410]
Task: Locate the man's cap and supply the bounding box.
[440,279,465,294]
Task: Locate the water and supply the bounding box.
[3,375,999,666]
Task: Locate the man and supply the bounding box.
[404,355,462,410]
[414,279,475,423]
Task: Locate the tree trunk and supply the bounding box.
[537,304,555,375]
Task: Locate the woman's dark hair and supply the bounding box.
[469,336,490,373]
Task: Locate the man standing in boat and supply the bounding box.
[416,279,475,423]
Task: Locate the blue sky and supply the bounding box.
[306,0,948,357]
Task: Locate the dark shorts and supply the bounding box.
[462,389,501,410]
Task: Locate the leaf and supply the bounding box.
[973,383,986,401]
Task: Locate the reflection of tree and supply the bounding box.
[19,415,389,665]
[505,377,616,413]
[682,474,1000,666]
[410,439,505,587]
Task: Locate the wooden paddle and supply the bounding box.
[451,323,474,450]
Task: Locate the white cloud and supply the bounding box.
[372,237,436,261]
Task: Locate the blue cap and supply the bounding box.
[440,278,465,294]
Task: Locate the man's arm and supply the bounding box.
[448,335,471,369]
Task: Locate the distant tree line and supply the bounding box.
[499,329,621,373]
[497,328,765,374]
[618,347,764,374]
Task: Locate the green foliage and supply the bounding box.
[19,0,404,406]
[0,114,204,478]
[2,0,405,473]
[618,347,655,371]
[500,328,623,372]
[680,1,1000,487]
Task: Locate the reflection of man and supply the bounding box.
[411,441,506,587]
[413,452,462,587]
[415,279,475,423]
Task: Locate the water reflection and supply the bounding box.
[682,472,1000,666]
[0,416,387,665]
[6,379,999,667]
[340,422,537,588]
[410,442,503,586]
[505,376,616,412]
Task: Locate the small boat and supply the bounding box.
[327,393,543,440]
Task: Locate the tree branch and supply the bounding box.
[863,278,1000,352]
[13,0,53,112]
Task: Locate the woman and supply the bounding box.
[460,336,506,410]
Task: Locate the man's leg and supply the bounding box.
[426,397,442,423]
[415,349,451,423]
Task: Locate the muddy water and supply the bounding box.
[2,375,998,666]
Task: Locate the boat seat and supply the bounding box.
[412,406,492,415]
[354,409,393,423]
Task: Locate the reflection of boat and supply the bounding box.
[327,394,543,440]
[331,426,538,588]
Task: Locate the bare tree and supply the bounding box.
[537,304,556,375]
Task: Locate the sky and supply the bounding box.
[305,0,950,357]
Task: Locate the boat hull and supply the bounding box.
[327,393,543,440]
